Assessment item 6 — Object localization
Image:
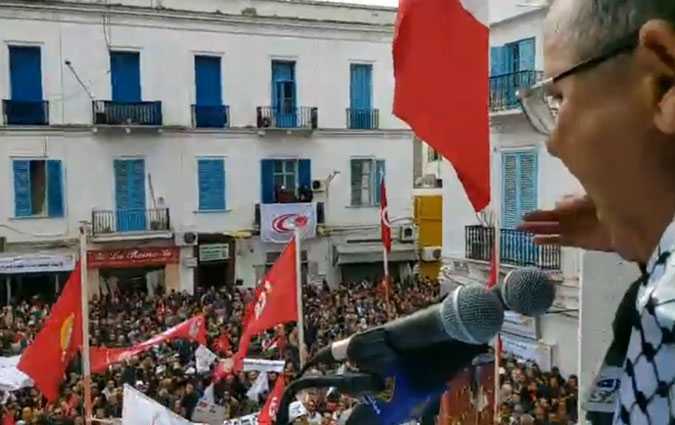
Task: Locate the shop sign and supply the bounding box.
[88,247,179,269]
[0,254,76,274]
[199,244,229,262]
[500,334,553,372]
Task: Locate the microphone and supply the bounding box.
[309,285,504,375]
[495,267,556,316]
[307,267,555,374]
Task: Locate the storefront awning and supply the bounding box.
[0,250,77,274]
[336,244,418,265]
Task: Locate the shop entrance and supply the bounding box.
[100,266,165,297]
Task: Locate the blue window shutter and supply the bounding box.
[9,46,42,101]
[13,160,32,217]
[114,160,129,210]
[517,38,536,71]
[110,51,141,102]
[129,159,146,210]
[195,56,222,106]
[198,159,226,210]
[517,152,538,219]
[47,160,64,217]
[490,46,506,76]
[375,160,385,205]
[261,160,276,204]
[298,159,311,190]
[272,61,296,110]
[350,64,372,110]
[502,154,519,229]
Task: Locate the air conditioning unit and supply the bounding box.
[421,246,442,262]
[175,232,198,247]
[312,179,326,193]
[399,224,416,243]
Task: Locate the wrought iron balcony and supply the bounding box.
[2,100,49,125]
[256,106,318,130]
[489,71,544,112]
[191,105,230,128]
[93,100,162,126]
[465,225,561,270]
[92,208,170,236]
[346,108,379,129]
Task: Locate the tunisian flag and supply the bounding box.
[394,0,490,212]
[18,262,83,402]
[380,178,392,254]
[232,240,298,371]
[90,315,207,373]
[258,374,286,425]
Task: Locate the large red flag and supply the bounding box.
[394,0,490,212]
[232,240,298,370]
[380,178,392,254]
[18,262,83,402]
[258,374,286,425]
[90,315,206,373]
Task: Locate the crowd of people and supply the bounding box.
[0,276,576,425]
[0,276,441,425]
[498,357,578,425]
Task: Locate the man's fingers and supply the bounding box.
[518,221,561,235]
[521,209,560,222]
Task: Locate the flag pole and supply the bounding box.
[492,150,502,423]
[294,227,306,369]
[79,225,93,425]
[383,245,390,311]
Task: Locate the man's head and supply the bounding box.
[542,0,675,261]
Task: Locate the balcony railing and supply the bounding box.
[346,108,379,129]
[93,101,162,126]
[489,71,544,112]
[2,100,49,125]
[256,106,318,130]
[465,225,561,270]
[191,105,230,128]
[92,208,171,236]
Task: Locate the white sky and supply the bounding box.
[321,0,399,6]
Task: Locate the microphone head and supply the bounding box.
[440,285,504,344]
[502,267,556,316]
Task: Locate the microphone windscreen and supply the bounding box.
[440,285,504,344]
[502,267,556,316]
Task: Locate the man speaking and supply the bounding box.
[519,0,675,423]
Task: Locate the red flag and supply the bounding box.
[90,314,206,373]
[394,0,490,212]
[258,374,286,425]
[232,240,298,370]
[18,262,83,402]
[380,178,392,254]
[213,332,231,356]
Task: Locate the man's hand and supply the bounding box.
[518,195,614,252]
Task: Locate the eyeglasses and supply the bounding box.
[517,32,639,136]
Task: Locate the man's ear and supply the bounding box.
[640,20,675,134]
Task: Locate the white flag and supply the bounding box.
[195,345,218,373]
[0,355,32,392]
[123,384,194,425]
[260,203,317,243]
[243,358,285,374]
[246,372,269,402]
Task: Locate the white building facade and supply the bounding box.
[0,0,416,302]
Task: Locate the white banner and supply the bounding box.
[122,385,194,425]
[195,345,218,373]
[192,400,225,425]
[0,254,76,274]
[260,203,316,244]
[0,356,32,392]
[246,372,269,402]
[500,334,553,372]
[243,358,285,374]
[223,414,258,425]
